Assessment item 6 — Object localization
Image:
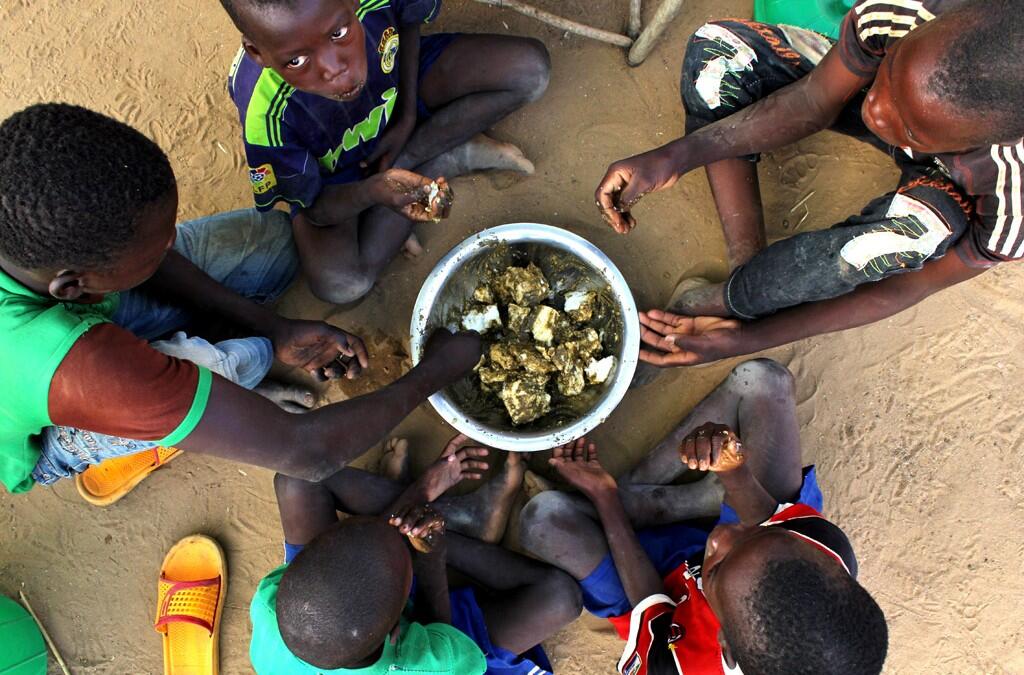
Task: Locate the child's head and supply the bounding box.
[863,0,1024,153]
[220,0,368,101]
[0,104,177,302]
[701,519,888,675]
[276,517,413,669]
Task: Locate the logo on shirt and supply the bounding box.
[622,653,642,675]
[248,164,277,194]
[378,27,400,74]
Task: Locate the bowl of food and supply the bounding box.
[410,223,639,452]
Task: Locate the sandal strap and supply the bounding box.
[154,575,221,635]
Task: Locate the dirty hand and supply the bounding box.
[370,168,449,222]
[416,434,490,502]
[679,422,745,472]
[595,145,682,234]
[389,503,446,553]
[270,317,369,381]
[548,437,616,496]
[639,311,745,368]
[422,329,483,383]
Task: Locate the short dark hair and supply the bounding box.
[929,0,1024,140]
[0,103,175,271]
[276,518,410,669]
[219,0,299,32]
[725,558,888,675]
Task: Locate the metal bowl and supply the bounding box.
[410,223,639,452]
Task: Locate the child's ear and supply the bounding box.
[718,629,738,670]
[242,37,269,68]
[48,271,85,302]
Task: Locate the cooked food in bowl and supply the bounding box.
[448,244,623,429]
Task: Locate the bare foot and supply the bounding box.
[443,451,526,544]
[379,437,411,483]
[431,134,535,179]
[402,232,424,259]
[254,379,317,413]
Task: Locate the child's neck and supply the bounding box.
[0,254,51,296]
[347,642,386,669]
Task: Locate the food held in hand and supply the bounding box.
[422,180,454,222]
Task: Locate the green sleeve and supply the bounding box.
[157,367,212,447]
[423,624,487,675]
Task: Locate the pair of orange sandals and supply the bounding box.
[79,449,225,675]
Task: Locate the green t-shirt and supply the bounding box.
[250,565,487,675]
[0,268,211,493]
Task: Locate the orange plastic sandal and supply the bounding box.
[75,447,180,506]
[155,535,226,675]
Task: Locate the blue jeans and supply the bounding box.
[32,209,298,485]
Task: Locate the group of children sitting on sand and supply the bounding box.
[1,0,1020,673]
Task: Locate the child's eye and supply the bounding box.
[287,55,309,69]
[331,26,349,40]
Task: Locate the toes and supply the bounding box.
[403,234,424,259]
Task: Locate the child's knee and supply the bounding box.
[519,491,577,554]
[728,358,795,395]
[308,268,374,305]
[511,37,551,103]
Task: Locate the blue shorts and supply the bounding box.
[450,587,553,675]
[31,209,298,485]
[580,466,823,618]
[283,544,553,674]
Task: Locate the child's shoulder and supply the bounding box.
[396,621,487,675]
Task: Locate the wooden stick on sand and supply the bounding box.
[628,0,686,65]
[19,590,73,675]
[473,0,634,48]
[628,0,643,39]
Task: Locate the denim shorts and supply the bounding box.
[32,208,298,485]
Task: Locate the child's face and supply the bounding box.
[242,0,368,101]
[860,21,990,154]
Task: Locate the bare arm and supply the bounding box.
[143,249,368,378]
[146,249,281,333]
[589,488,665,605]
[550,440,663,606]
[177,331,481,482]
[597,48,872,232]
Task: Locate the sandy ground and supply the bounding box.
[2,0,1024,673]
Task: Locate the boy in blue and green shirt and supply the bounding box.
[222,0,549,304]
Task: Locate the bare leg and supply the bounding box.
[655,160,766,318]
[273,455,523,546]
[253,379,317,414]
[626,359,803,501]
[707,159,766,269]
[534,482,724,531]
[521,360,804,581]
[291,206,413,305]
[519,490,610,580]
[445,532,582,655]
[392,34,550,171]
